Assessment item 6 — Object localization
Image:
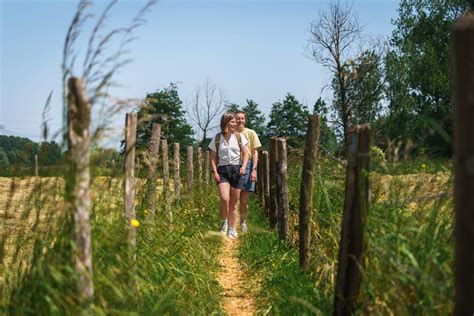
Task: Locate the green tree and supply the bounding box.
[0,147,9,166]
[242,99,266,141]
[383,0,469,156]
[137,85,194,150]
[226,103,240,113]
[313,98,338,154]
[38,141,62,166]
[267,93,309,148]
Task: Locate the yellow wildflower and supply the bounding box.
[131,219,140,227]
[421,163,427,169]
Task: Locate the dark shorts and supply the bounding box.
[241,162,256,192]
[217,165,243,189]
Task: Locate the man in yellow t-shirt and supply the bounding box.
[235,110,262,233]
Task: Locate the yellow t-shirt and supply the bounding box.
[241,128,262,155]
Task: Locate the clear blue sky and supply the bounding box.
[1,0,400,147]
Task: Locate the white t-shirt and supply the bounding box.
[208,133,248,166]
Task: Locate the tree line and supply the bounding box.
[2,0,465,166]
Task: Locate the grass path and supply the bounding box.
[216,221,256,316]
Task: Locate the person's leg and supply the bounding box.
[240,190,249,222]
[239,161,252,223]
[218,182,230,220]
[228,186,241,229]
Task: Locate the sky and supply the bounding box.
[1,0,400,148]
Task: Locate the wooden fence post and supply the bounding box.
[162,139,171,221]
[34,154,39,177]
[276,138,289,241]
[299,115,321,269]
[187,146,193,190]
[333,124,371,316]
[258,149,264,206]
[124,112,138,270]
[197,147,203,184]
[269,137,279,229]
[147,123,161,220]
[204,150,210,185]
[453,9,474,315]
[66,77,94,302]
[174,143,180,199]
[262,150,270,217]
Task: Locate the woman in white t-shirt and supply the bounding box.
[209,112,249,239]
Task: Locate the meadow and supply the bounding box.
[0,152,454,314]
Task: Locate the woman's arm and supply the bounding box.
[210,150,220,183]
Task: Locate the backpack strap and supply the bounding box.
[214,133,221,165]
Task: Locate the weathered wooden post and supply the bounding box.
[147,123,161,220]
[258,149,264,206]
[162,140,170,195]
[197,147,203,184]
[262,150,270,216]
[204,150,210,185]
[124,112,138,268]
[275,138,289,241]
[187,146,193,190]
[162,139,171,221]
[453,8,474,315]
[333,124,371,316]
[269,137,279,229]
[299,115,321,269]
[34,154,39,177]
[66,77,93,302]
[174,143,180,199]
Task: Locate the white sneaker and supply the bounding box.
[220,220,228,235]
[240,221,248,233]
[227,227,238,240]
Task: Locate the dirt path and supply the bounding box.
[217,228,256,316]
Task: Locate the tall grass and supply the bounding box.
[1,177,225,314]
[238,153,453,314]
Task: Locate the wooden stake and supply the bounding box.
[197,147,203,183]
[174,143,180,199]
[34,154,39,177]
[276,138,289,241]
[147,123,161,220]
[262,150,270,216]
[299,115,321,269]
[333,124,371,316]
[66,77,94,302]
[124,112,137,270]
[269,137,279,229]
[204,150,210,185]
[162,139,171,221]
[453,10,474,315]
[187,146,193,190]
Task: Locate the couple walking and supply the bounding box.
[209,111,261,239]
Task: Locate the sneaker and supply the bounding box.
[240,221,248,233]
[227,227,238,240]
[220,220,228,235]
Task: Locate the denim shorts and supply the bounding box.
[217,165,243,189]
[241,162,256,192]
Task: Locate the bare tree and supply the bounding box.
[307,1,362,154]
[188,78,227,145]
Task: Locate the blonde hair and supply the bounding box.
[220,112,236,134]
